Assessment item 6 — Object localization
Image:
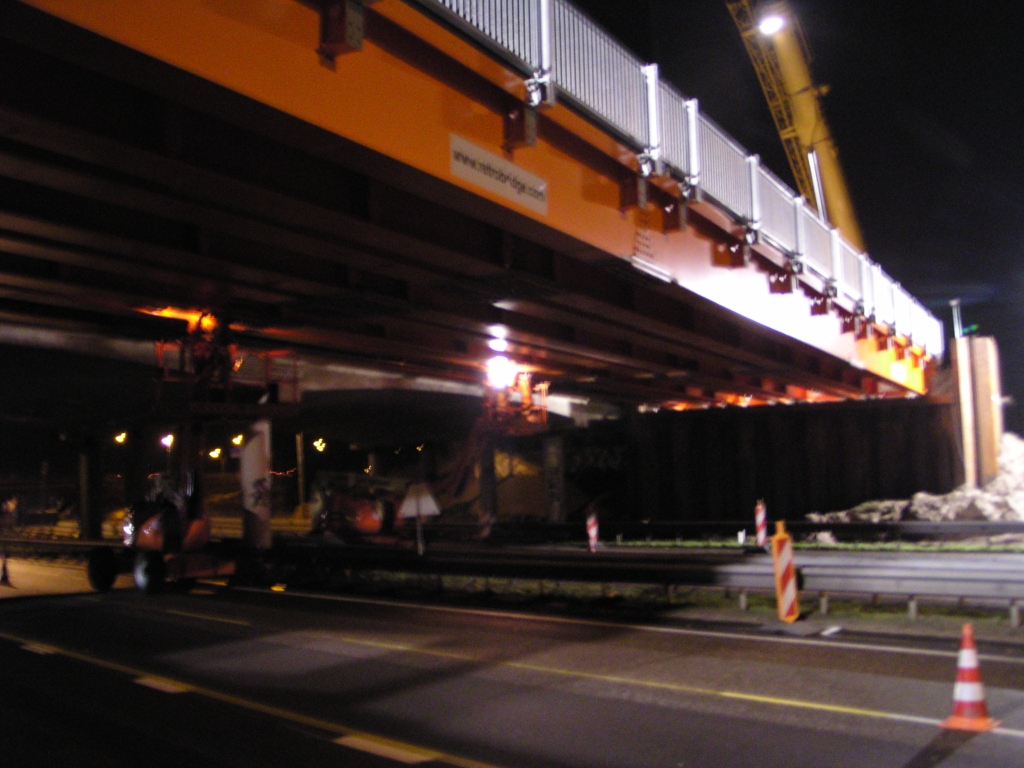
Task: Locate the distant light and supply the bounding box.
[758,15,785,35]
[161,434,174,449]
[198,313,218,333]
[487,337,509,352]
[231,434,244,446]
[114,432,127,444]
[486,355,518,389]
[313,438,326,453]
[209,447,222,460]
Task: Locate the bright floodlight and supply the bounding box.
[160,434,174,448]
[114,432,127,444]
[758,15,785,35]
[486,355,518,389]
[487,337,508,352]
[209,447,222,460]
[313,438,327,453]
[231,434,244,446]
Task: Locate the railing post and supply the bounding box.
[826,228,841,302]
[526,0,555,107]
[860,258,873,319]
[746,154,761,233]
[641,63,662,177]
[793,196,806,260]
[684,98,700,193]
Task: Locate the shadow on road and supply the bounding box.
[900,730,979,768]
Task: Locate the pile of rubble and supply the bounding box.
[806,433,1024,541]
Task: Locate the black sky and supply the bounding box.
[572,0,1024,431]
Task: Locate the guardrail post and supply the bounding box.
[908,596,919,620]
[828,228,842,294]
[641,63,662,177]
[793,196,806,261]
[684,98,701,194]
[819,592,829,615]
[738,588,749,611]
[746,154,761,235]
[525,0,555,107]
[1011,599,1021,629]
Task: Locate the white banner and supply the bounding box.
[450,134,548,215]
[240,419,272,549]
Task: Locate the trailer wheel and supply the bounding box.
[133,550,165,593]
[87,547,118,592]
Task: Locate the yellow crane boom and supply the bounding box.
[726,0,865,251]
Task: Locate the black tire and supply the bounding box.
[87,547,119,592]
[133,550,166,593]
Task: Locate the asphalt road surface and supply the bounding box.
[2,582,1024,767]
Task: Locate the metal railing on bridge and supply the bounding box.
[415,0,944,359]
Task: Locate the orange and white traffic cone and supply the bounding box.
[941,623,1000,732]
[586,512,599,553]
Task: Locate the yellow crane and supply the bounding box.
[726,0,865,251]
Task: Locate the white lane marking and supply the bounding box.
[21,643,57,655]
[244,587,1024,665]
[334,735,437,763]
[135,675,193,693]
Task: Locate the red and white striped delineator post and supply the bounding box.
[586,512,599,553]
[770,520,800,623]
[754,499,768,549]
[942,623,1000,732]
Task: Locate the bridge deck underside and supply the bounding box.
[0,1,915,408]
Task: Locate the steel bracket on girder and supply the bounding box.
[525,70,555,108]
[811,295,833,316]
[318,0,367,60]
[662,198,685,232]
[620,175,648,211]
[504,102,538,150]
[637,149,660,179]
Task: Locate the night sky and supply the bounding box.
[573,0,1024,432]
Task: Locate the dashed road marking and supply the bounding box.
[249,587,1024,666]
[21,643,57,655]
[135,675,193,693]
[335,735,437,763]
[0,629,502,768]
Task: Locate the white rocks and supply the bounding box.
[810,432,1024,525]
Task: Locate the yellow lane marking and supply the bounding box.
[6,625,1023,743]
[163,609,250,626]
[0,630,502,768]
[197,626,1013,736]
[335,735,437,763]
[21,643,57,655]
[135,675,193,693]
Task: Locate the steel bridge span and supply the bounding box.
[0,0,942,409]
